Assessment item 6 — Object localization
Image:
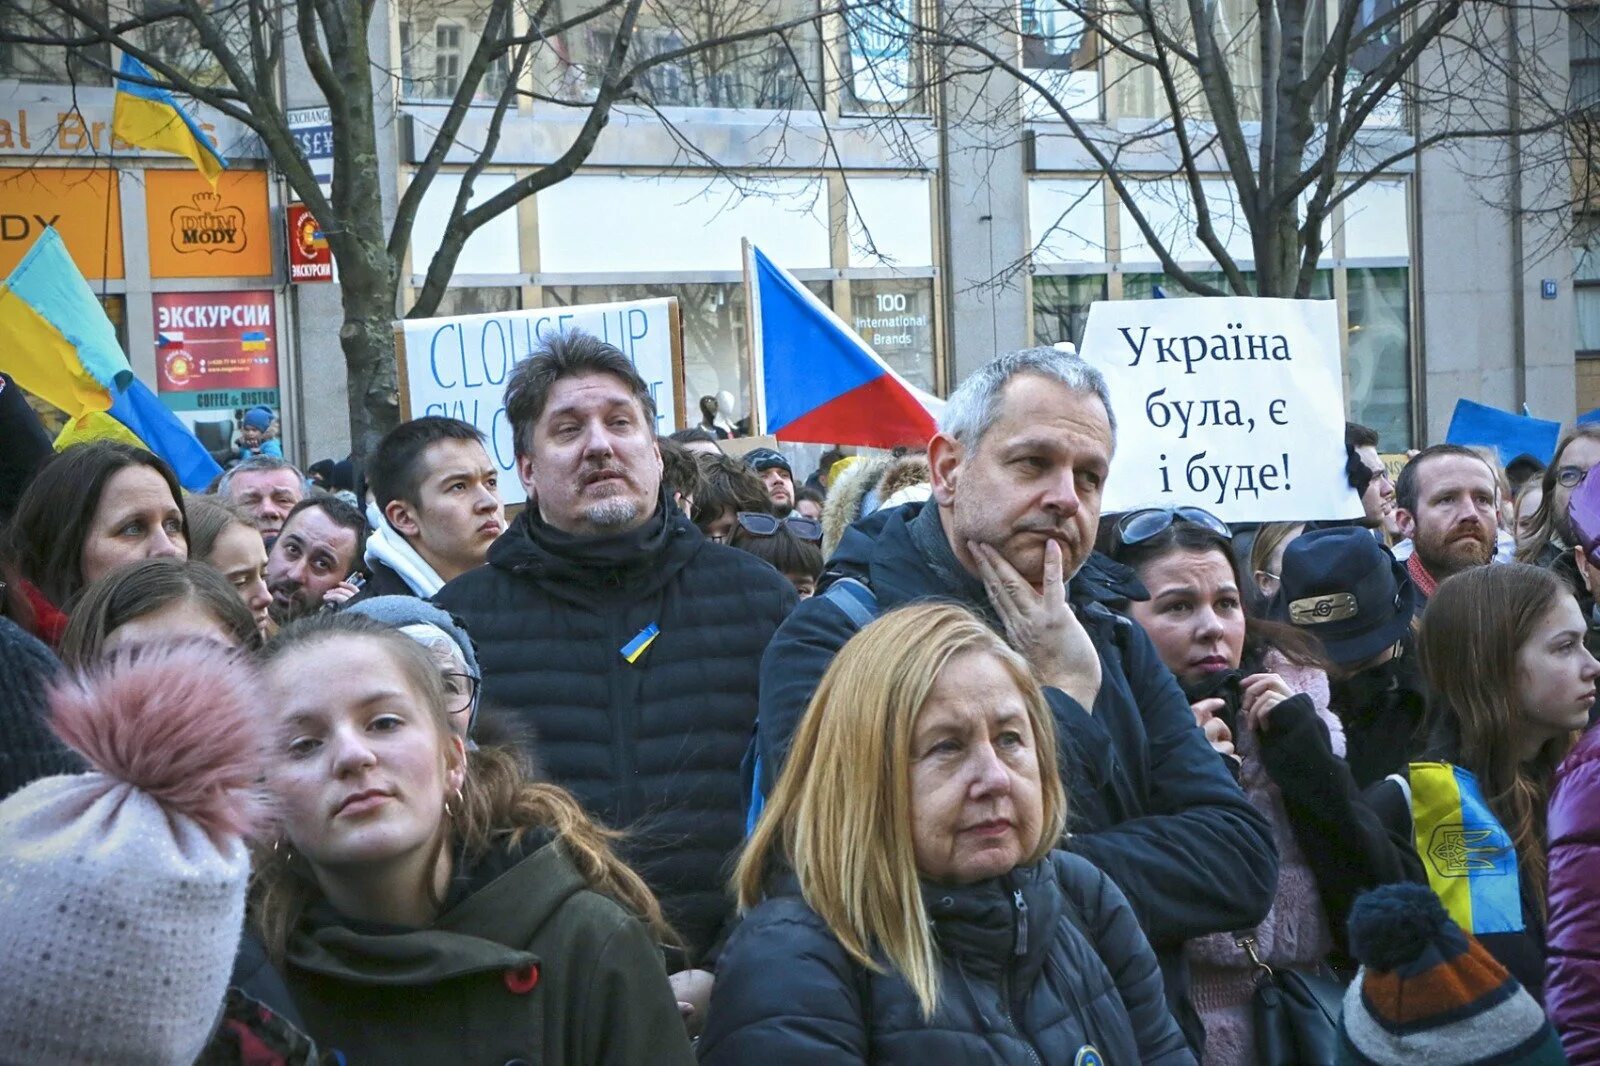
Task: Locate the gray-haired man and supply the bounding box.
[755,347,1277,1051]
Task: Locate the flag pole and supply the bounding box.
[742,238,766,437]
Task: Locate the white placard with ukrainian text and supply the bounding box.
[1079,297,1365,524]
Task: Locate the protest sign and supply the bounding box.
[1445,398,1560,466]
[1079,297,1365,524]
[395,299,685,506]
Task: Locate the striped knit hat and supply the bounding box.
[1337,884,1566,1065]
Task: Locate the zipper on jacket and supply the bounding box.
[1012,889,1029,957]
[997,966,1043,1066]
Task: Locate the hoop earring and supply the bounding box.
[444,787,464,818]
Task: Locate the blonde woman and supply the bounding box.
[699,602,1193,1065]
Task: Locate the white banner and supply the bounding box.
[396,299,682,506]
[1079,297,1365,524]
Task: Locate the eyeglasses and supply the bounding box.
[1113,506,1232,547]
[735,511,823,543]
[1558,465,1591,489]
[443,671,480,716]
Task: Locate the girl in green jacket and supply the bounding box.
[251,611,695,1066]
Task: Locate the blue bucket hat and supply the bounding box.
[1269,526,1416,666]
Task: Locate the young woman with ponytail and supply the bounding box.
[1368,562,1600,1002]
[251,611,694,1065]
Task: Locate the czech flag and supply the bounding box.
[112,53,228,186]
[746,243,942,447]
[0,228,222,490]
[1407,762,1524,936]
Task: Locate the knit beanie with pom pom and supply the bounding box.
[1337,883,1566,1065]
[0,640,268,1065]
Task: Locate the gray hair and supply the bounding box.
[217,455,306,496]
[938,347,1115,451]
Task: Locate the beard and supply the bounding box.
[268,583,318,624]
[583,496,642,530]
[1414,520,1495,578]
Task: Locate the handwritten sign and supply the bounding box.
[396,299,684,506]
[1079,297,1364,524]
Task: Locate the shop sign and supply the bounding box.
[146,170,272,278]
[286,202,332,282]
[152,291,279,409]
[287,106,334,189]
[0,168,124,278]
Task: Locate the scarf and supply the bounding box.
[363,505,446,598]
[1406,552,1439,600]
[18,580,67,649]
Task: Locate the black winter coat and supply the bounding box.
[345,556,417,604]
[1325,642,1430,790]
[757,502,1278,1049]
[435,497,797,962]
[698,851,1196,1065]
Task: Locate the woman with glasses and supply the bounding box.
[1101,507,1409,1065]
[1516,425,1600,571]
[253,611,694,1065]
[728,512,824,600]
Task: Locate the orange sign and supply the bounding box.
[0,168,124,279]
[145,169,272,279]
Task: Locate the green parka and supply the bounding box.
[281,837,696,1066]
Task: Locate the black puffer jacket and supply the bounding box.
[698,851,1195,1065]
[435,494,796,963]
[758,502,1277,1048]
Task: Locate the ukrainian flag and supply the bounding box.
[1409,762,1525,936]
[0,228,222,490]
[112,53,228,185]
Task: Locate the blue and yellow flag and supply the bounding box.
[0,228,221,490]
[1409,762,1524,936]
[112,53,228,185]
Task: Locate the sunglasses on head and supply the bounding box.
[735,511,823,543]
[1113,506,1233,547]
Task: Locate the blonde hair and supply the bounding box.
[1249,522,1304,584]
[250,613,673,960]
[735,602,1067,1018]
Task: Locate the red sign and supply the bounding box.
[286,202,332,282]
[152,291,279,396]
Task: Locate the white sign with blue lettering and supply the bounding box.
[287,106,334,189]
[396,298,684,506]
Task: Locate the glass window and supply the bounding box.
[1346,266,1412,450]
[0,0,109,85]
[543,281,830,432]
[398,0,511,102]
[1032,275,1106,350]
[1120,270,1332,299]
[1577,11,1600,112]
[430,287,522,317]
[840,0,924,113]
[1106,0,1261,121]
[544,0,823,109]
[1576,228,1600,353]
[849,279,936,392]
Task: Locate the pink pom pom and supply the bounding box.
[48,640,269,843]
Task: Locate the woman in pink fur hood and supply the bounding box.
[1103,509,1416,1065]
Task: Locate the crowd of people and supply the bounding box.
[3,334,1600,1064]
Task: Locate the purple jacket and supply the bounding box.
[1547,725,1600,1063]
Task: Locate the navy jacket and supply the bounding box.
[757,502,1278,1047]
[436,497,797,963]
[698,851,1195,1065]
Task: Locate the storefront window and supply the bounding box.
[1346,266,1412,450]
[1032,274,1106,350]
[429,286,522,317]
[848,278,936,392]
[1120,270,1332,299]
[545,0,823,109]
[544,280,830,431]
